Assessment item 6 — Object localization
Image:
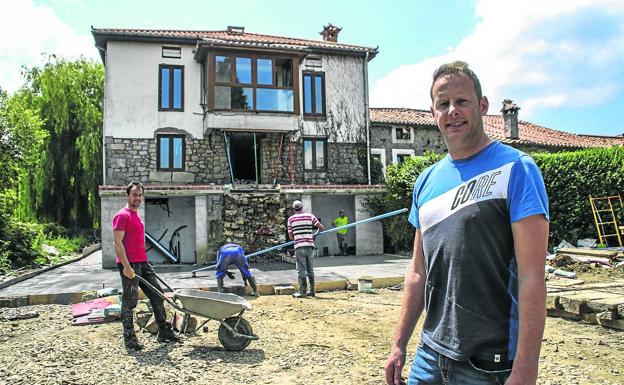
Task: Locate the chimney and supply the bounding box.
[501,99,520,139]
[227,26,245,35]
[320,23,342,42]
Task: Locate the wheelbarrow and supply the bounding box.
[133,274,258,351]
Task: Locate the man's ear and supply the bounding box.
[480,96,489,116]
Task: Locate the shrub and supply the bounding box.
[0,219,45,267]
[366,146,624,253]
[364,152,443,253]
[533,146,624,246]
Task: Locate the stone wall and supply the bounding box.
[106,132,367,186]
[105,137,153,184]
[222,192,288,262]
[370,124,447,157]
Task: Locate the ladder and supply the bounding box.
[589,194,624,247]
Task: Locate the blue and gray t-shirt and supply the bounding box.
[408,141,549,362]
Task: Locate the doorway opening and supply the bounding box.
[228,132,261,184]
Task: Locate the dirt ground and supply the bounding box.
[0,278,623,385]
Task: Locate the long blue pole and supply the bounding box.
[191,208,407,276]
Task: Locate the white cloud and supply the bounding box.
[0,0,98,93]
[370,0,624,121]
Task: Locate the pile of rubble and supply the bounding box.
[546,243,624,330]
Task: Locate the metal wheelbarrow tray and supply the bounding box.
[134,275,258,351]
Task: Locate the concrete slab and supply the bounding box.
[0,251,412,305]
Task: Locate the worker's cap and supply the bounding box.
[338,209,344,214]
[292,200,303,209]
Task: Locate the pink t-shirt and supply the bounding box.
[112,207,148,264]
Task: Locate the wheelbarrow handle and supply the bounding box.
[153,273,175,293]
[133,274,186,314]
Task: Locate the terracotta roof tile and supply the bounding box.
[370,108,624,149]
[92,27,377,55]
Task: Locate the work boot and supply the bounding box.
[124,333,144,351]
[157,324,180,343]
[306,276,316,297]
[247,276,260,297]
[217,277,225,293]
[293,277,307,298]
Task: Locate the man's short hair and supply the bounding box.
[430,61,482,100]
[125,181,144,195]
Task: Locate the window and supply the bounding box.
[162,46,181,59]
[396,154,410,164]
[392,149,414,165]
[304,138,327,170]
[159,65,184,111]
[157,135,186,171]
[394,127,412,140]
[303,72,325,116]
[371,148,386,175]
[212,54,294,112]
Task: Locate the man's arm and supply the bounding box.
[316,220,325,232]
[385,230,427,385]
[506,214,548,385]
[113,230,134,279]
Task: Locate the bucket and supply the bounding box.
[358,275,374,293]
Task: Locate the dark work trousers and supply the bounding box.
[117,262,168,338]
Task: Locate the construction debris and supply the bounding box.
[547,280,624,330]
[0,310,39,321]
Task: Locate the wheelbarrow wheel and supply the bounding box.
[218,316,253,351]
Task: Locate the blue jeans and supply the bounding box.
[408,342,512,385]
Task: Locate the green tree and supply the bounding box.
[0,88,46,224]
[20,57,104,229]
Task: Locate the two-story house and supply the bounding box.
[93,25,383,268]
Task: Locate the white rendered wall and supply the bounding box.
[300,55,366,143]
[104,41,203,139]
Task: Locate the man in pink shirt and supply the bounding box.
[287,200,324,298]
[113,181,178,351]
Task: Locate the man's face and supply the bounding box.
[430,74,488,150]
[127,186,143,210]
[339,211,345,217]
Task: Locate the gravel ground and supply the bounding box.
[0,288,623,385]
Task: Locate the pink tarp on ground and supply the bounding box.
[71,295,121,326]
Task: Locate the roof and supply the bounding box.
[91,27,378,60]
[370,107,624,149]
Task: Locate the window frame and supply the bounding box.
[303,137,328,171]
[392,126,413,143]
[157,134,186,171]
[162,46,181,59]
[392,148,415,164]
[208,51,298,114]
[370,148,387,176]
[158,64,185,112]
[302,71,326,117]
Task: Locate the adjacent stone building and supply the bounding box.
[369,104,624,177]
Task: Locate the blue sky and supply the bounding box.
[1,0,622,136]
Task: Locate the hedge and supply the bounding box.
[366,146,624,253]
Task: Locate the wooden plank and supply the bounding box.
[580,281,624,290]
[547,308,582,321]
[546,278,585,288]
[596,318,624,331]
[546,293,561,310]
[558,290,621,315]
[587,296,624,313]
[556,248,618,258]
